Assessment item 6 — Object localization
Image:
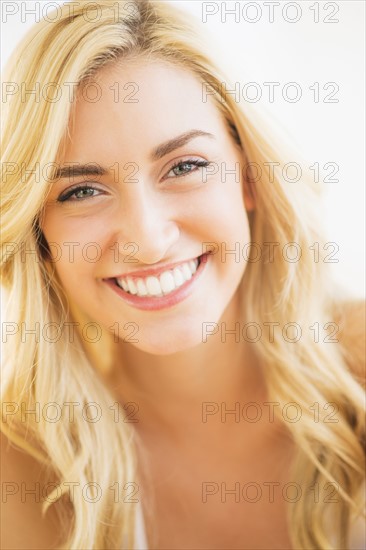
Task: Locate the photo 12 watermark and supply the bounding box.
[201,2,340,25]
[201,400,340,424]
[1,480,140,504]
[1,1,140,24]
[1,80,140,104]
[2,400,140,424]
[201,480,339,503]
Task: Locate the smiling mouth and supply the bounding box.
[112,254,205,298]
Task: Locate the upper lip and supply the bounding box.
[106,254,204,280]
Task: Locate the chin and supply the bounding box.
[133,342,197,356]
[132,330,204,356]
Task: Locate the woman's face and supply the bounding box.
[41,58,254,355]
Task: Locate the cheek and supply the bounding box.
[198,183,251,282]
[42,210,109,244]
[41,211,112,284]
[189,180,250,247]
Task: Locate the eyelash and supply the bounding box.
[57,159,211,203]
[165,158,210,180]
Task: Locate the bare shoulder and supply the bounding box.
[332,299,366,388]
[0,430,69,549]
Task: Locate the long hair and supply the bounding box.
[1,1,364,548]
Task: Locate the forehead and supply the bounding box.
[62,58,227,161]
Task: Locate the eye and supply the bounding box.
[57,185,103,203]
[164,159,211,180]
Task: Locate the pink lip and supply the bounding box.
[103,253,210,311]
[109,254,203,281]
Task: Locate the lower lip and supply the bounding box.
[104,253,210,311]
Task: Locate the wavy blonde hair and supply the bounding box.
[1,1,364,548]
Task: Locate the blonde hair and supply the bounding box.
[1,1,364,548]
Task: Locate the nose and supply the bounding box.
[113,183,180,265]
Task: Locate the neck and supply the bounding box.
[105,295,267,438]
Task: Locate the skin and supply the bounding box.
[40,57,270,427]
[41,57,294,547]
[42,57,254,355]
[3,58,364,549]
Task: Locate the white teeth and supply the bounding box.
[121,279,129,292]
[126,278,137,294]
[189,259,198,273]
[181,263,192,281]
[136,278,148,296]
[173,267,185,287]
[146,276,162,296]
[160,271,176,293]
[116,256,201,297]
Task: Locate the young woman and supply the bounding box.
[1,1,365,548]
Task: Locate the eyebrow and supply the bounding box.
[150,129,215,161]
[52,163,107,180]
[52,129,215,180]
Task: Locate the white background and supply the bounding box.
[1,0,365,297]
